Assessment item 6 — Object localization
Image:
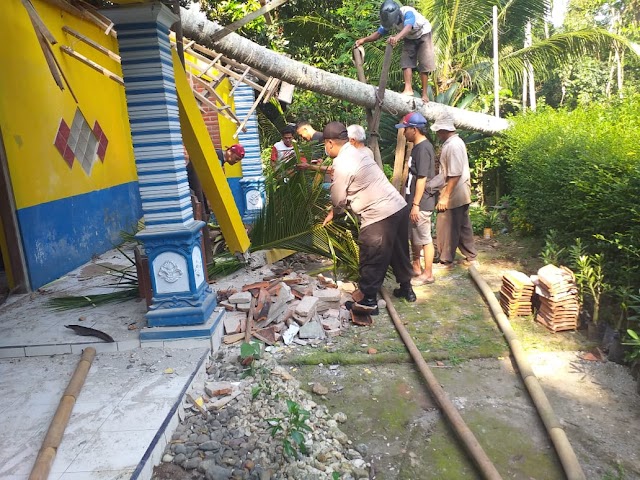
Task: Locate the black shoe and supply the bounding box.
[393,284,416,302]
[354,296,379,315]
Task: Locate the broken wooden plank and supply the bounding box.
[234,76,274,137]
[21,0,57,44]
[223,332,245,344]
[245,296,256,343]
[60,46,124,85]
[62,26,121,62]
[183,41,270,83]
[242,281,271,292]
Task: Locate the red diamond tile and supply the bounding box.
[54,132,67,157]
[62,146,75,167]
[97,137,108,161]
[93,121,103,141]
[58,119,70,138]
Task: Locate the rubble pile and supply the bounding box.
[217,269,357,347]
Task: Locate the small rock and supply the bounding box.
[312,383,329,395]
[333,412,347,423]
[367,348,377,355]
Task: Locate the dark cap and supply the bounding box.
[322,121,349,141]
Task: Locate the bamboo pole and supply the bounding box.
[468,267,587,480]
[29,348,97,480]
[380,288,503,480]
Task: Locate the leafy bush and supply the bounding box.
[497,96,640,289]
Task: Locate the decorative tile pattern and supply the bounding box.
[94,121,109,162]
[53,110,109,174]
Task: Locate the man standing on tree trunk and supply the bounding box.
[355,0,435,103]
[431,112,478,269]
[322,121,416,314]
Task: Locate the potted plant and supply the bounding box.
[482,209,500,239]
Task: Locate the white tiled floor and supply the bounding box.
[0,345,208,479]
[0,247,225,479]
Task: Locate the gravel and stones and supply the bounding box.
[153,346,370,480]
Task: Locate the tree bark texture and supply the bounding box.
[180,6,509,135]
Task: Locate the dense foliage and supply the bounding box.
[497,96,640,290]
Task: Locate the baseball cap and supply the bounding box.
[228,144,245,158]
[430,112,456,132]
[322,121,349,141]
[395,112,428,129]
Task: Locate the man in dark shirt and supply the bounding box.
[396,112,438,285]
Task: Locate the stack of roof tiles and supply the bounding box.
[532,264,580,333]
[500,270,535,318]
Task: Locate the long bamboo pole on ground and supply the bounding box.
[468,267,587,480]
[29,347,96,480]
[380,288,503,480]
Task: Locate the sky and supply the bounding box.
[550,0,569,27]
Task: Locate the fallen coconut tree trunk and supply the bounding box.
[180,6,510,135]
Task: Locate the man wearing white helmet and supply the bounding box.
[355,1,435,103]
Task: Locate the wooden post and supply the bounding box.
[134,246,152,308]
[351,47,374,143]
[391,129,407,192]
[368,43,394,170]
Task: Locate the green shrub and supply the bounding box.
[496,96,640,289]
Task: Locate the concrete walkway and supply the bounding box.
[0,248,215,480]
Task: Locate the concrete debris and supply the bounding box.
[298,319,326,339]
[228,291,252,304]
[205,381,233,397]
[219,270,371,347]
[295,295,319,317]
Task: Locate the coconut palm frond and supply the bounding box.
[249,159,361,279]
[251,158,329,244]
[47,288,139,311]
[208,253,243,278]
[285,15,340,32]
[119,219,144,244]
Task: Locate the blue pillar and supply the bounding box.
[234,83,265,223]
[103,3,218,331]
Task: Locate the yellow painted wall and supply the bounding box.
[0,0,137,209]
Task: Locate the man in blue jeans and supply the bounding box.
[321,121,416,314]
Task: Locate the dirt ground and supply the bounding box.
[277,235,640,479]
[158,234,640,479]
